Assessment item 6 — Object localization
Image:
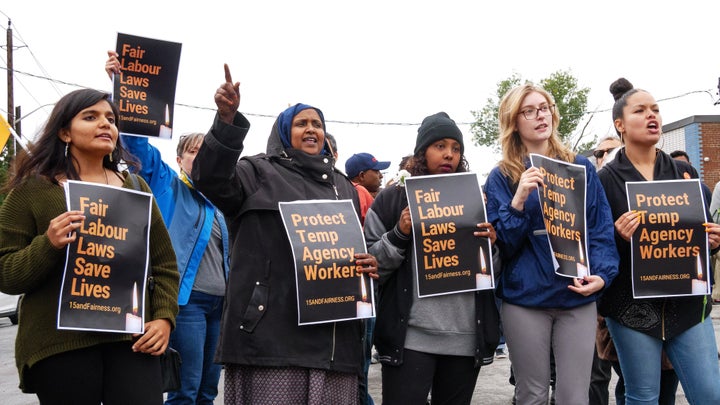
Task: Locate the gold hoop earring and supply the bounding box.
[109,151,114,162]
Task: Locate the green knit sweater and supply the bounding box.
[0,173,179,392]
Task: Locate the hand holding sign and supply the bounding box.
[473,222,496,244]
[511,167,545,212]
[215,64,241,124]
[568,274,605,296]
[398,207,412,236]
[354,252,379,280]
[105,51,121,79]
[705,222,720,250]
[132,318,171,356]
[614,210,641,242]
[46,210,86,249]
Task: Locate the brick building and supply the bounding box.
[662,115,720,190]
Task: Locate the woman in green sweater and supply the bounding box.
[0,88,179,405]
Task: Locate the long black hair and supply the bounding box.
[5,88,138,191]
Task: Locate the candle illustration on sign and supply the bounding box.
[125,282,143,332]
[691,254,708,295]
[356,273,373,318]
[158,104,172,139]
[476,246,492,289]
[576,238,588,278]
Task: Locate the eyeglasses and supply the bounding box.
[593,147,616,159]
[520,104,555,120]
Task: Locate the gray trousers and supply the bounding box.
[502,301,597,405]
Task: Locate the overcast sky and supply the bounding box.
[1,1,719,179]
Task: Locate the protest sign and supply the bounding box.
[530,154,588,277]
[58,181,153,333]
[627,179,710,297]
[113,33,181,139]
[405,172,493,297]
[279,200,373,325]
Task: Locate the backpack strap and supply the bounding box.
[128,173,142,191]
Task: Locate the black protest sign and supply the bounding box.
[58,181,153,333]
[113,33,181,139]
[279,200,373,325]
[627,179,710,298]
[405,173,493,297]
[530,154,588,278]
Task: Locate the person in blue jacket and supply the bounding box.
[484,83,619,405]
[107,52,230,405]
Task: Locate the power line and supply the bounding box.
[1,67,717,128]
[0,15,63,97]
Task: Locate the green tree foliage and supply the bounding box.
[470,70,595,153]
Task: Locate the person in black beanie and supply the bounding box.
[413,112,465,155]
[364,112,501,405]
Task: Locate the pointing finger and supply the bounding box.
[224,64,233,84]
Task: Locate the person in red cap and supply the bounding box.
[346,153,391,199]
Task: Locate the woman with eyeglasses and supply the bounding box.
[484,83,619,405]
[596,78,720,404]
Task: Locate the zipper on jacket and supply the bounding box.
[330,322,337,362]
[661,300,666,341]
[332,184,339,200]
[193,199,202,228]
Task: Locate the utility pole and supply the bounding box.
[6,19,14,130]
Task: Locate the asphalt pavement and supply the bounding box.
[2,309,720,404]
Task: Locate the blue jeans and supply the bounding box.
[606,316,720,405]
[166,291,223,405]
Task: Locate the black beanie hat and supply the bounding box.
[414,112,464,155]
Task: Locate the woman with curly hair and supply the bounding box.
[364,112,500,404]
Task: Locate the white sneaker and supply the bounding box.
[495,348,508,359]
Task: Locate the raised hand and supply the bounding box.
[105,51,121,79]
[215,64,241,124]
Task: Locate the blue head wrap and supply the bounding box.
[277,103,329,154]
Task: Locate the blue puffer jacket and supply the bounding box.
[121,135,230,305]
[484,155,618,309]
